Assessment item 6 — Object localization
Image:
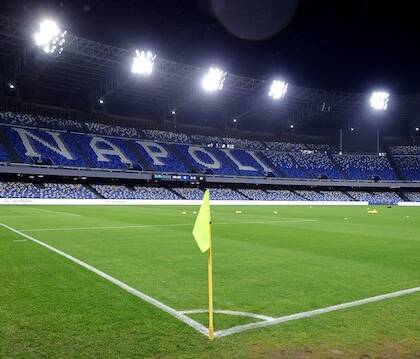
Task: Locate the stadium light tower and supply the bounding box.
[268,80,288,100]
[131,50,156,76]
[34,19,67,55]
[202,67,227,92]
[370,91,390,111]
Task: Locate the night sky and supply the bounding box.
[1,0,420,94]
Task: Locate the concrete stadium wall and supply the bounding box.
[0,198,369,206]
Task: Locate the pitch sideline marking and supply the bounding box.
[0,223,208,337]
[214,286,420,338]
[30,208,81,217]
[19,219,317,232]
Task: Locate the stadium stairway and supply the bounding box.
[397,190,410,202]
[235,188,251,199]
[328,152,348,179]
[125,141,151,171]
[292,190,309,200]
[289,154,311,178]
[72,136,95,168]
[166,187,183,199]
[84,184,103,198]
[343,190,358,201]
[258,151,287,177]
[171,188,186,199]
[0,126,19,162]
[386,151,404,180]
[171,145,199,174]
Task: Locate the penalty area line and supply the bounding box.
[0,222,209,338]
[215,286,420,338]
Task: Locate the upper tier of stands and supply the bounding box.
[0,111,419,181]
[332,154,397,180]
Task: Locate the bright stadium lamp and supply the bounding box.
[370,91,390,111]
[202,67,227,92]
[131,50,156,76]
[268,80,288,100]
[34,19,67,55]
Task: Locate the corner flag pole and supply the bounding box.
[192,189,214,340]
[208,244,214,340]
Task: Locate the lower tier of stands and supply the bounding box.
[0,181,417,204]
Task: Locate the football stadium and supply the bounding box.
[0,1,419,358]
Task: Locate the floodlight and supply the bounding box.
[268,80,288,100]
[350,127,355,132]
[34,19,67,55]
[171,110,176,115]
[416,127,419,132]
[202,67,227,92]
[233,118,237,123]
[131,50,156,76]
[98,98,104,105]
[370,91,390,111]
[8,83,15,89]
[290,124,294,129]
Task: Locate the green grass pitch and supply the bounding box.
[0,204,419,358]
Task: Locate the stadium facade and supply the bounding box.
[0,15,420,205]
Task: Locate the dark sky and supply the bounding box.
[1,0,420,94]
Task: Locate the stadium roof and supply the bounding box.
[0,13,419,135]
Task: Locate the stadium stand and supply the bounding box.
[0,182,96,199]
[404,191,420,202]
[2,111,420,185]
[143,129,191,144]
[237,188,311,201]
[332,154,397,180]
[209,188,247,200]
[221,137,265,150]
[348,191,401,204]
[92,184,139,199]
[133,186,180,200]
[0,180,415,204]
[0,140,8,162]
[393,155,420,180]
[86,122,140,138]
[92,184,179,200]
[173,187,204,200]
[265,189,306,201]
[264,151,309,178]
[390,146,420,155]
[2,126,86,167]
[291,152,342,179]
[264,141,306,152]
[319,190,353,201]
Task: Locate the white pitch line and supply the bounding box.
[214,286,420,338]
[19,219,317,232]
[30,208,81,217]
[180,309,274,321]
[13,239,28,242]
[0,223,208,338]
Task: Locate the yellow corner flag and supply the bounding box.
[192,189,211,253]
[192,189,214,340]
